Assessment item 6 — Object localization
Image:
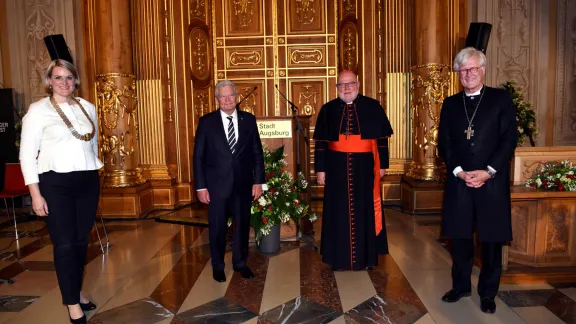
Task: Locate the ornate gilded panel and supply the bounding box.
[190,27,212,83]
[339,21,358,72]
[225,0,264,36]
[287,0,325,33]
[226,47,265,69]
[289,80,324,123]
[288,46,325,67]
[190,0,208,21]
[235,81,265,116]
[341,0,356,16]
[193,88,213,118]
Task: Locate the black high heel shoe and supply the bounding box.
[80,301,96,311]
[67,306,87,324]
[69,314,86,324]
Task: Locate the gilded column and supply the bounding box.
[132,0,172,181]
[405,0,451,181]
[94,0,145,188]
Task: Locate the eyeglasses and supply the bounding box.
[336,81,358,89]
[52,75,75,82]
[458,66,482,75]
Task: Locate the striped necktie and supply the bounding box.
[227,116,236,154]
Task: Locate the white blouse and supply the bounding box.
[19,97,103,185]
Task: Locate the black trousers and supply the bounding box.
[451,238,502,299]
[208,191,250,271]
[39,170,99,305]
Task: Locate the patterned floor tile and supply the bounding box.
[0,296,39,312]
[88,297,172,324]
[545,290,576,324]
[498,289,557,307]
[173,296,257,324]
[344,295,426,324]
[260,296,342,324]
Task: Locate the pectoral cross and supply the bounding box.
[464,126,474,140]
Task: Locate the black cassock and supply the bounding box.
[438,86,517,243]
[314,95,393,270]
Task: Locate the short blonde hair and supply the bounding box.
[453,47,487,72]
[44,59,80,94]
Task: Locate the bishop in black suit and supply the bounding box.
[438,47,517,314]
[193,80,265,283]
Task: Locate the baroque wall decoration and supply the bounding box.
[26,0,56,101]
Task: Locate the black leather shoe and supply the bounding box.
[213,269,226,282]
[80,301,96,311]
[441,289,472,303]
[234,266,255,279]
[480,297,496,314]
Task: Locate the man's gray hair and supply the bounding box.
[453,47,487,72]
[215,80,237,97]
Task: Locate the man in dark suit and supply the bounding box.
[438,47,517,314]
[193,80,265,283]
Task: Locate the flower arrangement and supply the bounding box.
[525,161,576,191]
[247,144,317,246]
[501,80,538,147]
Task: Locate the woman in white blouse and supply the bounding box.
[19,59,102,324]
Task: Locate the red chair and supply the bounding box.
[0,163,29,240]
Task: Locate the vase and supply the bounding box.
[259,224,280,253]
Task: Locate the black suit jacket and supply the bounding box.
[193,109,265,199]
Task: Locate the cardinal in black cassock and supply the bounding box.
[438,47,517,314]
[314,70,393,271]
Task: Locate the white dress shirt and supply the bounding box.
[19,97,103,185]
[453,86,496,177]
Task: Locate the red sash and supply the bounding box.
[328,135,382,235]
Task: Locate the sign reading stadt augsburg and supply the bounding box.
[257,120,292,138]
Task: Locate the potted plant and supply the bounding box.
[525,161,576,191]
[247,144,317,253]
[502,80,538,147]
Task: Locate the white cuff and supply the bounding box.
[453,166,463,177]
[196,188,207,191]
[487,165,497,174]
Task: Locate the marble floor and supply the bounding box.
[0,208,573,323]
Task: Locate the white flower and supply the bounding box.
[309,213,318,222]
[286,202,290,207]
[518,127,524,134]
[258,196,267,206]
[227,218,232,227]
[536,178,542,186]
[262,183,269,191]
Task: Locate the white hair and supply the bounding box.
[214,80,237,97]
[453,47,487,72]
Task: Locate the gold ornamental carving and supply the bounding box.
[278,37,285,44]
[341,24,357,71]
[296,0,316,24]
[343,0,356,14]
[279,70,286,77]
[217,39,224,46]
[290,49,323,64]
[96,73,145,188]
[410,64,450,155]
[217,72,225,79]
[194,90,210,117]
[406,64,451,181]
[229,50,262,66]
[237,86,256,114]
[328,36,335,43]
[190,0,206,19]
[190,28,210,80]
[233,0,254,27]
[299,85,317,115]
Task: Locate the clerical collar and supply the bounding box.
[343,94,359,105]
[465,86,484,99]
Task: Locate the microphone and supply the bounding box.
[274,84,298,114]
[236,86,257,110]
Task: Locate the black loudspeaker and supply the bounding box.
[0,88,18,164]
[465,22,492,54]
[43,34,74,63]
